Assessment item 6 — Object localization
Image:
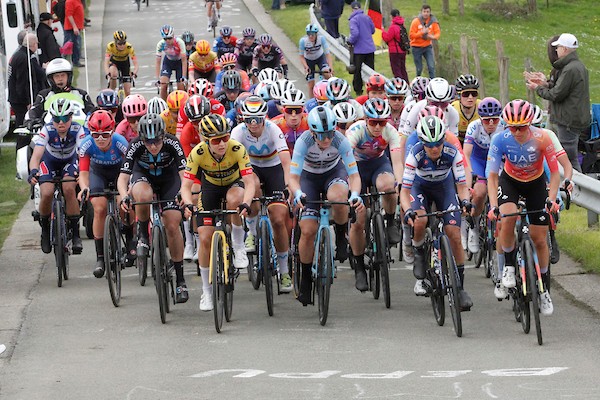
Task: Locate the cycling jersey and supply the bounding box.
[188,51,218,73]
[114,119,138,143]
[105,41,136,62]
[299,34,329,61]
[156,37,186,61]
[388,109,404,130]
[270,113,309,153]
[213,36,237,58]
[214,91,236,112]
[214,69,251,93]
[79,133,128,170]
[35,122,86,160]
[304,98,319,113]
[345,120,401,161]
[160,109,178,136]
[230,120,289,168]
[402,141,466,188]
[405,130,466,167]
[290,130,358,175]
[180,122,202,157]
[27,89,94,125]
[464,119,505,178]
[398,99,417,136]
[184,139,253,186]
[176,99,225,137]
[235,38,258,68]
[401,99,459,137]
[121,135,186,177]
[451,99,481,142]
[486,126,558,182]
[253,45,285,68]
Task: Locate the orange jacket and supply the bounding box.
[409,15,440,48]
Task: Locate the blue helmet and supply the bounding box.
[307,106,336,133]
[305,24,319,34]
[478,97,503,117]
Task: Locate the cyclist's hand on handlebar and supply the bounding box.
[251,67,259,77]
[349,191,365,212]
[563,178,574,193]
[460,199,473,215]
[293,190,306,208]
[237,202,251,217]
[183,204,194,219]
[487,206,500,221]
[78,187,89,202]
[27,169,39,185]
[403,208,417,226]
[131,72,137,79]
[120,195,132,213]
[546,197,560,214]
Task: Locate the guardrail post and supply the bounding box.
[586,172,599,227]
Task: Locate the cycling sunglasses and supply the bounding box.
[244,116,265,125]
[164,36,174,40]
[461,90,479,98]
[422,139,444,148]
[91,131,112,139]
[116,40,126,46]
[144,138,163,146]
[207,135,230,145]
[313,130,335,141]
[388,95,405,101]
[337,122,348,130]
[262,45,271,50]
[52,115,72,123]
[481,117,500,125]
[283,107,303,115]
[508,125,528,132]
[367,119,387,127]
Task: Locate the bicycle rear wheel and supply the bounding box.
[211,233,225,333]
[261,222,274,316]
[249,251,262,290]
[152,227,167,323]
[104,215,121,307]
[524,241,543,345]
[137,231,148,286]
[374,213,390,308]
[53,200,65,288]
[517,260,531,333]
[317,228,333,326]
[441,235,462,337]
[291,218,301,298]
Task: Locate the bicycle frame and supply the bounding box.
[254,194,285,280]
[312,205,335,280]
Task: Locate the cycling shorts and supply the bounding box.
[305,54,329,81]
[253,164,285,197]
[160,57,183,80]
[196,178,245,227]
[498,173,549,226]
[300,160,348,220]
[131,169,181,212]
[470,156,487,180]
[357,155,393,194]
[109,59,132,83]
[410,176,461,227]
[38,153,78,183]
[190,68,216,83]
[89,165,120,196]
[236,55,253,71]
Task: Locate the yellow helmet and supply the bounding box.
[200,114,230,138]
[113,30,127,42]
[166,90,189,112]
[195,40,211,56]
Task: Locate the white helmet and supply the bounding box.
[147,97,168,115]
[332,101,357,123]
[531,104,544,126]
[280,88,306,107]
[258,68,279,84]
[425,77,454,103]
[46,58,73,90]
[269,79,295,101]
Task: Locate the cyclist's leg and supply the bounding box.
[173,60,184,91]
[326,167,350,262]
[62,159,82,252]
[130,174,153,255]
[108,63,119,90]
[159,59,173,100]
[226,181,248,269]
[497,174,520,288]
[36,160,56,253]
[373,159,400,243]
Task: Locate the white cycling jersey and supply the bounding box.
[401,99,459,137]
[230,119,289,168]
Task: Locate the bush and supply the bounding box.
[477,0,531,20]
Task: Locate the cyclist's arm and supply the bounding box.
[389,148,404,185]
[487,171,499,209]
[155,55,162,81]
[29,144,45,172]
[241,172,256,206]
[279,150,291,187]
[463,142,474,188]
[180,173,194,206]
[117,172,131,199]
[103,52,111,75]
[131,55,139,76]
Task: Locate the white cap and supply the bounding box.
[551,33,579,49]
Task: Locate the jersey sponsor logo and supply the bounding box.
[232,145,241,152]
[248,144,272,156]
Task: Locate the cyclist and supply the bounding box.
[304,80,329,112]
[398,76,429,131]
[205,0,222,32]
[78,110,130,277]
[323,77,364,119]
[155,24,187,101]
[346,98,403,291]
[148,96,169,116]
[27,98,86,255]
[385,77,409,130]
[332,101,358,135]
[96,89,124,124]
[452,74,481,144]
[177,79,226,137]
[180,114,256,311]
[104,30,138,98]
[213,26,237,58]
[226,91,253,129]
[231,95,293,292]
[188,39,218,83]
[235,27,259,76]
[115,94,147,142]
[161,90,189,136]
[251,34,289,80]
[354,73,387,105]
[486,100,559,316]
[299,24,333,97]
[401,115,473,310]
[214,53,251,93]
[180,30,196,58]
[214,70,243,113]
[118,113,190,304]
[270,88,308,153]
[288,106,364,304]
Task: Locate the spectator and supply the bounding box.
[320,0,344,39]
[64,0,85,67]
[8,33,40,130]
[409,4,440,78]
[53,0,66,27]
[525,33,590,172]
[382,9,409,82]
[37,12,61,66]
[347,1,375,96]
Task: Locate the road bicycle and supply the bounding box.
[195,208,239,333]
[472,202,498,284]
[207,0,219,37]
[417,209,464,337]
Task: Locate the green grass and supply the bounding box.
[555,205,600,274]
[0,150,31,251]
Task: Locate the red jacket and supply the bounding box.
[382,16,407,54]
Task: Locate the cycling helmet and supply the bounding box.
[45,58,73,89]
[254,81,272,101]
[181,30,194,44]
[419,105,446,121]
[280,88,306,107]
[138,113,166,140]
[88,110,115,132]
[240,95,268,117]
[166,90,189,112]
[219,53,237,68]
[425,78,453,103]
[326,78,351,101]
[113,30,127,42]
[531,104,544,126]
[363,98,391,119]
[258,33,272,46]
[195,79,214,98]
[366,73,386,92]
[305,24,319,34]
[455,74,480,91]
[219,26,232,37]
[307,106,336,133]
[48,98,74,118]
[184,95,211,121]
[200,114,230,138]
[258,68,279,84]
[96,89,120,108]
[160,24,174,39]
[147,97,168,115]
[122,94,148,117]
[313,80,329,102]
[502,99,533,126]
[477,97,502,117]
[410,76,430,100]
[242,27,256,38]
[384,77,409,96]
[195,39,211,55]
[221,70,242,90]
[417,116,446,144]
[270,79,295,100]
[332,101,358,123]
[234,92,252,115]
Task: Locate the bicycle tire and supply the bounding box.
[291,219,301,298]
[104,215,121,307]
[525,240,543,345]
[146,0,149,7]
[426,229,445,326]
[365,209,380,299]
[441,235,462,337]
[211,233,225,333]
[517,256,531,333]
[250,251,262,290]
[474,217,486,269]
[317,228,333,326]
[261,222,274,316]
[53,200,65,287]
[152,227,167,324]
[85,203,94,239]
[374,213,391,308]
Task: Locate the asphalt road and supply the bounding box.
[1,0,600,399]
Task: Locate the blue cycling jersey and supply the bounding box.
[79,133,129,168]
[402,141,466,189]
[290,130,358,176]
[35,122,86,160]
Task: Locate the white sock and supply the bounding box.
[200,266,211,291]
[195,234,200,253]
[231,223,245,249]
[246,216,257,237]
[278,251,289,274]
[183,220,193,245]
[402,223,411,244]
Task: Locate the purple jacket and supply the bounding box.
[348,9,375,55]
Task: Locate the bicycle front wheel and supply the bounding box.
[261,222,274,317]
[104,215,121,307]
[524,240,543,345]
[211,233,225,333]
[53,200,65,287]
[291,219,301,298]
[317,228,333,326]
[441,235,462,338]
[152,227,167,324]
[374,213,390,308]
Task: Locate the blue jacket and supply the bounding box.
[320,0,344,20]
[348,10,375,55]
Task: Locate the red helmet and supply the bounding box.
[366,73,386,92]
[88,110,115,132]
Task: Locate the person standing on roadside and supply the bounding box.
[347,1,375,96]
[64,0,85,67]
[37,12,61,66]
[8,33,40,130]
[382,9,409,82]
[320,0,344,39]
[525,33,590,172]
[409,4,440,78]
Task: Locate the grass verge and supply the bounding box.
[555,205,600,274]
[0,150,31,251]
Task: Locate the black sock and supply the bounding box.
[122,224,134,242]
[94,238,104,260]
[139,220,149,239]
[68,216,80,239]
[384,212,395,226]
[174,261,184,284]
[334,223,346,241]
[542,270,551,292]
[353,253,365,270]
[505,248,517,267]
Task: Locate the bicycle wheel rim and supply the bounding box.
[104,215,120,307]
[318,228,332,326]
[428,268,445,326]
[517,250,531,333]
[525,241,543,345]
[53,200,64,287]
[374,214,390,308]
[211,234,225,333]
[261,223,274,317]
[152,227,167,324]
[441,235,462,337]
